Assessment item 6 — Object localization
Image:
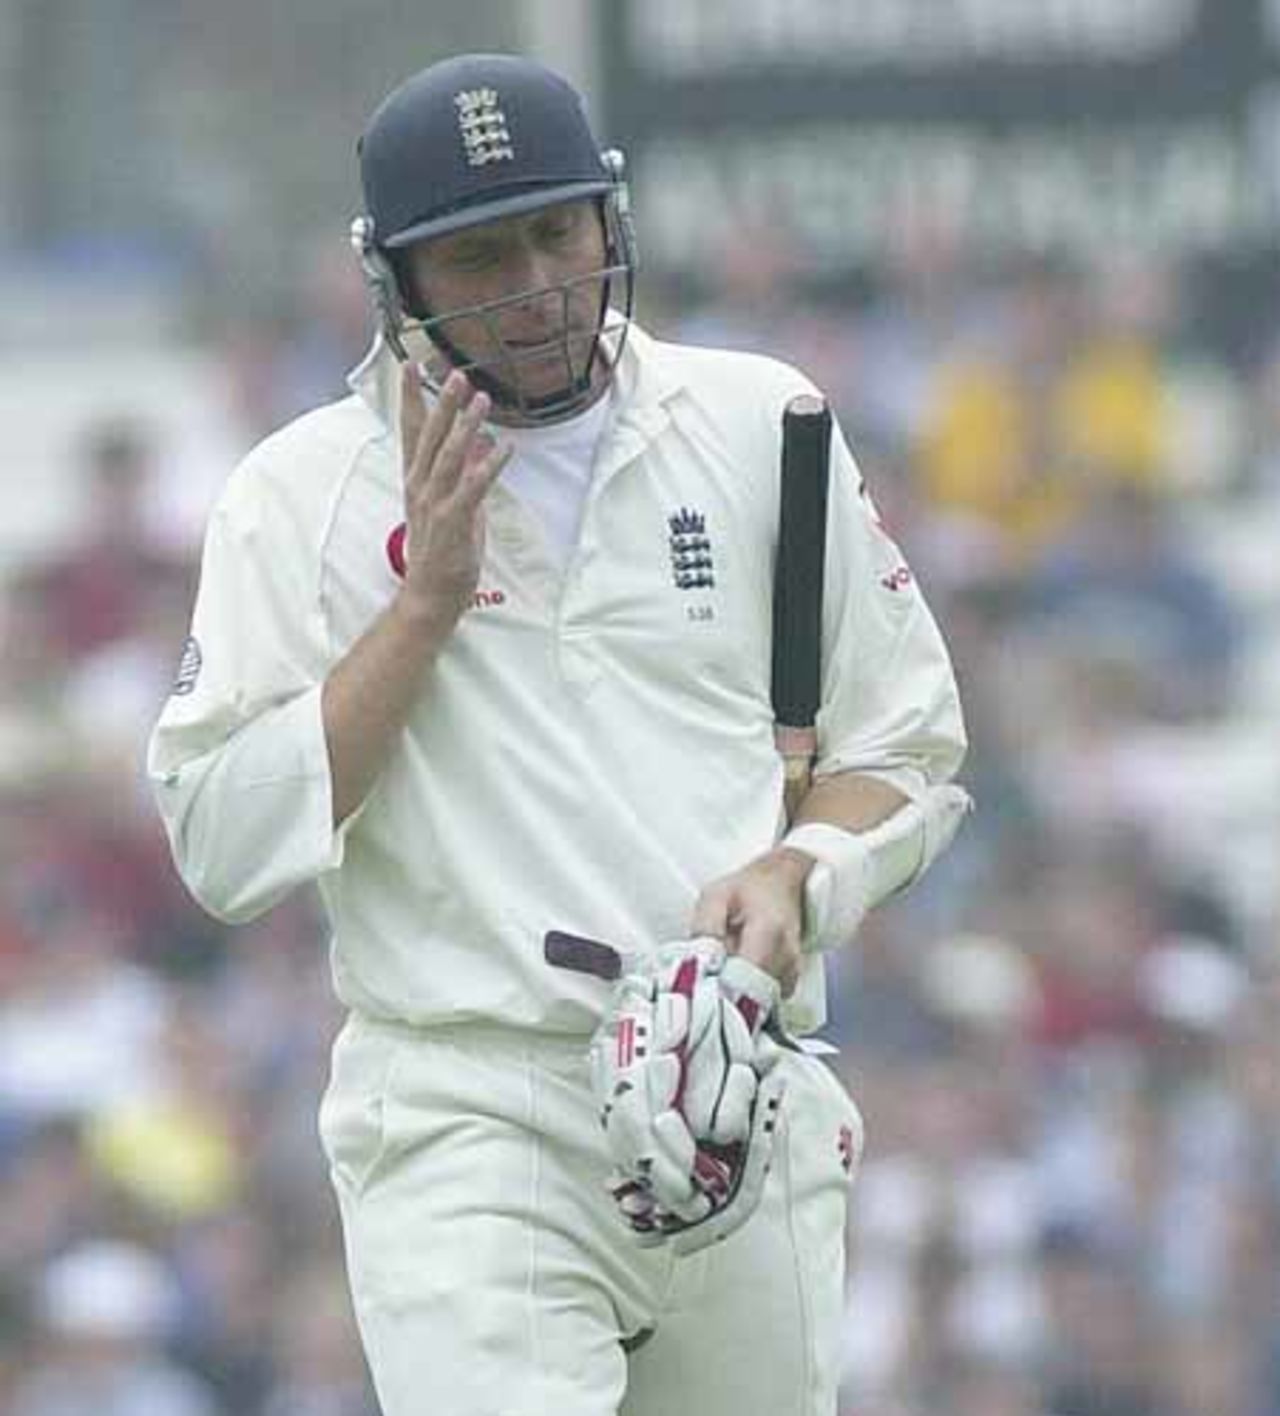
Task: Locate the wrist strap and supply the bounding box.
[781,823,872,954]
[781,786,973,952]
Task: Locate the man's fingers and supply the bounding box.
[428,386,493,498]
[402,369,472,491]
[442,436,512,525]
[399,362,444,472]
[732,916,801,997]
[690,884,734,942]
[418,373,475,490]
[462,435,513,501]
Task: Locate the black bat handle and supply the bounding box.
[772,394,832,732]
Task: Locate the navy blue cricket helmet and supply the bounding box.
[351,53,637,422]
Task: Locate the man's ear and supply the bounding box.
[388,248,430,320]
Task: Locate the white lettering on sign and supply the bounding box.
[637,121,1266,271]
[629,0,1201,73]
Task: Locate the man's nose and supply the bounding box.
[508,243,564,302]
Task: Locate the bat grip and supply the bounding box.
[775,725,817,824]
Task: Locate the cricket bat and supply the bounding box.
[772,394,833,824]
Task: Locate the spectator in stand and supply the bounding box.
[915,257,1172,565]
[1022,483,1241,721]
[23,419,186,661]
[12,1241,218,1416]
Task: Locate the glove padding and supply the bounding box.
[589,939,786,1255]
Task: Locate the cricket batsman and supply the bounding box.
[148,52,968,1416]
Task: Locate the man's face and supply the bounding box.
[405,198,610,409]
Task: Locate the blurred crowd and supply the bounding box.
[0,221,1277,1416]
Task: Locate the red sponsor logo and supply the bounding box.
[880,566,913,593]
[386,523,505,609]
[386,523,408,578]
[838,1123,857,1175]
[617,1016,636,1069]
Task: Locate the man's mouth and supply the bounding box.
[503,325,597,352]
[506,335,567,353]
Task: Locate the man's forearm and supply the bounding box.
[321,596,454,826]
[786,771,909,841]
[771,769,910,897]
[769,771,910,928]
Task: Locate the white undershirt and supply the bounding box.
[495,390,614,571]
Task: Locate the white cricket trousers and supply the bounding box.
[319,1012,862,1416]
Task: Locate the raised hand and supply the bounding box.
[397,365,512,636]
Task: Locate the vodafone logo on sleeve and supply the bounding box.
[838,1123,858,1176]
[880,566,914,593]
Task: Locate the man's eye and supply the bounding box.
[448,247,499,271]
[538,215,578,244]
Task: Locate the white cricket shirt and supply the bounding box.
[148,324,966,1034]
[498,386,613,570]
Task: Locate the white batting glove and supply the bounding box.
[589,940,786,1253]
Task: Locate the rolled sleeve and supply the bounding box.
[150,684,347,923]
[148,447,345,924]
[813,422,967,790]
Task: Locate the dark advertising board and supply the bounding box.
[600,0,1280,351]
